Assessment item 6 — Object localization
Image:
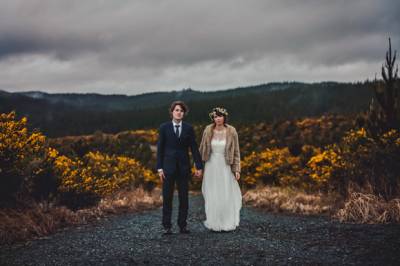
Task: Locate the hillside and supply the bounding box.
[0,81,373,137]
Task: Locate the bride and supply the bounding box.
[199,107,242,231]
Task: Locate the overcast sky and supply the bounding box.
[0,0,399,95]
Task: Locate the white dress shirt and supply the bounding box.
[172,120,182,137]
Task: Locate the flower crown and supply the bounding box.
[209,107,229,121]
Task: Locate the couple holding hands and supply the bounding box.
[156,101,242,235]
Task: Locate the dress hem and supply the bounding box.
[203,221,239,232]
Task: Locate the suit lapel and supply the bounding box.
[168,122,176,140]
[180,122,187,139]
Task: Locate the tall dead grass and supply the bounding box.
[334,192,400,224]
[0,187,162,245]
[243,185,400,224]
[243,186,334,215]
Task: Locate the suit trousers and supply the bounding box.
[162,163,189,229]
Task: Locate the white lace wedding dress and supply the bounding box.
[201,130,242,231]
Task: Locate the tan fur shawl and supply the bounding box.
[199,124,241,173]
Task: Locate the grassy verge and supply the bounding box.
[243,185,400,224]
[0,187,162,245]
[243,186,335,215]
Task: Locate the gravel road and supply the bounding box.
[1,195,399,265]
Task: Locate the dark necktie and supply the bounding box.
[175,125,180,138]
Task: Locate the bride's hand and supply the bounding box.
[235,172,240,180]
[195,169,203,178]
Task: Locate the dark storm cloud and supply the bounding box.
[0,32,105,60]
[0,0,399,94]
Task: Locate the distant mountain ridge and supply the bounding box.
[1,82,303,111]
[0,81,373,137]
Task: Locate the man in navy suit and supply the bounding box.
[156,101,203,235]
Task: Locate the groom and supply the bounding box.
[156,101,203,235]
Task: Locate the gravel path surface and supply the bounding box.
[1,194,400,265]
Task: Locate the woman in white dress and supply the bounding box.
[199,107,242,231]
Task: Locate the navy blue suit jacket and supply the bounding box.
[156,121,203,177]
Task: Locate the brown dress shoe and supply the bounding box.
[163,228,173,235]
[179,227,190,234]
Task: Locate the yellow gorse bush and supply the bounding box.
[54,151,158,197]
[1,111,159,204]
[0,111,46,175]
[0,112,46,156]
[381,129,400,146]
[0,111,53,201]
[241,145,320,189]
[307,147,342,185]
[305,128,374,190]
[306,127,400,195]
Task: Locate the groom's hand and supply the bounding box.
[158,169,165,182]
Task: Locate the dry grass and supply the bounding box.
[243,186,334,215]
[334,192,400,224]
[0,187,162,245]
[89,187,162,217]
[244,185,400,224]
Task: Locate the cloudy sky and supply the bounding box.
[0,0,399,95]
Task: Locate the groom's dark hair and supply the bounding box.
[169,101,189,116]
